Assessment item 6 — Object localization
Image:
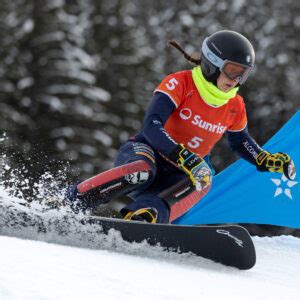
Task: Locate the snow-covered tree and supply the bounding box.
[26,0,113,179]
[0,0,298,183]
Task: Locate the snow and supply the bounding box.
[0,189,300,299]
[83,87,111,102]
[93,130,113,146]
[0,235,300,300]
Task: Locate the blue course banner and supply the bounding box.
[175,111,300,229]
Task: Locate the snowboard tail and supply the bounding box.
[82,216,256,270]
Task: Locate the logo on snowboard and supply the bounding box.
[216,229,244,248]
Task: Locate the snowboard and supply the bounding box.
[81,216,256,270]
[0,197,255,270]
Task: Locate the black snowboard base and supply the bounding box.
[82,216,256,270]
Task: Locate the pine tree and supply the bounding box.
[26,0,111,180]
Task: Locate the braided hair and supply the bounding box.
[168,40,201,65]
[168,39,220,85]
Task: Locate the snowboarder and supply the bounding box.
[66,30,296,223]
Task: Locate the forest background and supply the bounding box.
[0,0,299,221]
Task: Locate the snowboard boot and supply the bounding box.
[123,207,158,223]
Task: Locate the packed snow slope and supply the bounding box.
[0,189,300,299]
[1,235,300,300]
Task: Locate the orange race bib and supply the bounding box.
[155,70,247,157]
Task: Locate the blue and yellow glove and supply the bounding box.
[170,144,212,191]
[256,150,296,180]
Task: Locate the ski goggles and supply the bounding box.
[202,38,253,84]
[221,61,252,84]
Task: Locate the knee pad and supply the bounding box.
[69,160,153,211]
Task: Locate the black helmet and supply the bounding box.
[201,30,255,85]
